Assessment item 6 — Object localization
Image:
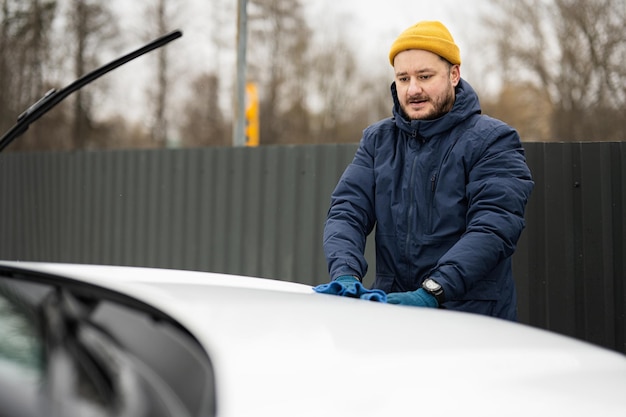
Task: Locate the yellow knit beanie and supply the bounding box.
[389,21,461,66]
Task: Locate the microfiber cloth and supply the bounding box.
[358,290,387,302]
[313,276,387,303]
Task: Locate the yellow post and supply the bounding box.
[245,82,259,147]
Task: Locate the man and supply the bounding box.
[316,21,534,320]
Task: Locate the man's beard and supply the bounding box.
[404,83,456,121]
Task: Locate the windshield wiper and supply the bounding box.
[0,30,183,153]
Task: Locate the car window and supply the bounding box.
[0,280,48,417]
[0,272,216,417]
[89,296,216,416]
[0,288,44,374]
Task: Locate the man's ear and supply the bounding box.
[450,65,461,87]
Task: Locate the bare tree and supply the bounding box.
[308,39,357,143]
[179,72,229,147]
[308,37,390,144]
[142,0,182,148]
[247,0,311,144]
[0,0,60,151]
[483,0,626,141]
[66,0,118,148]
[482,81,553,142]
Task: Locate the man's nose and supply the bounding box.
[407,78,423,95]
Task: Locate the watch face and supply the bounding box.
[424,279,441,291]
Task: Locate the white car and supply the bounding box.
[1,261,625,417]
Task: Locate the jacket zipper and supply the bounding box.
[405,154,418,267]
[427,173,437,234]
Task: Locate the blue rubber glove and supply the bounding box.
[313,275,387,303]
[386,288,438,308]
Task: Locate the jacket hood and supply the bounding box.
[391,78,481,139]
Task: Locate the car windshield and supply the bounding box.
[0,272,216,417]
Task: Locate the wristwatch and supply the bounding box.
[422,278,445,305]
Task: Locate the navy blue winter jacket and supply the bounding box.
[323,79,534,320]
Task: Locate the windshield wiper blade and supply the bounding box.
[0,29,183,153]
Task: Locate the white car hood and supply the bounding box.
[2,261,626,416]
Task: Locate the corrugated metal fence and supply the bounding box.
[517,142,625,353]
[1,142,625,353]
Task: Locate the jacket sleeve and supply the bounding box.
[323,134,377,280]
[430,122,534,299]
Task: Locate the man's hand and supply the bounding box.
[313,275,387,302]
[386,288,438,308]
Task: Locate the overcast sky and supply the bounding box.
[308,0,485,62]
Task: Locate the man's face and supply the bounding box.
[393,49,460,120]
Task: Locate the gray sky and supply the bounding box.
[308,0,484,61]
